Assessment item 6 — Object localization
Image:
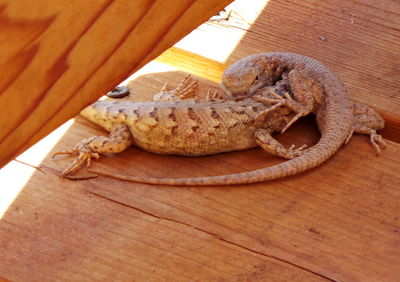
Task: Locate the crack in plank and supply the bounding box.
[89,190,336,281]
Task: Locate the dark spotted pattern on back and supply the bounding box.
[187,107,202,124]
[210,108,220,119]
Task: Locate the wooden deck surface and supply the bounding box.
[1,0,400,281]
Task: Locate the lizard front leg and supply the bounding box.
[53,124,133,176]
[254,69,321,133]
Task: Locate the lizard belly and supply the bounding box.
[129,123,258,156]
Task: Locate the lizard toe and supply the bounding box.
[60,151,94,177]
[370,132,386,155]
[285,144,308,159]
[52,149,77,159]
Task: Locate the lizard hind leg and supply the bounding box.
[254,128,308,159]
[350,103,386,154]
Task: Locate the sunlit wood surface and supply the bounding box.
[1,0,399,281]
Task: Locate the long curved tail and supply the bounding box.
[89,53,354,186]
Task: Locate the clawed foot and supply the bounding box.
[285,144,308,159]
[254,92,308,133]
[370,130,386,155]
[172,74,197,98]
[346,128,386,155]
[154,75,198,101]
[206,89,225,101]
[269,143,308,159]
[254,90,292,109]
[52,142,99,176]
[255,129,308,159]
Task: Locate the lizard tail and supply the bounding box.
[90,53,355,186]
[89,132,350,186]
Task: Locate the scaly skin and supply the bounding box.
[86,52,385,185]
[55,53,385,184]
[54,71,299,176]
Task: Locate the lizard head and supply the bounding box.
[222,55,284,100]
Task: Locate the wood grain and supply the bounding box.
[158,0,400,142]
[1,71,399,281]
[0,161,327,281]
[1,0,399,281]
[0,0,233,168]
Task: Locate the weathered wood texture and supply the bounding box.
[1,0,399,281]
[0,0,233,168]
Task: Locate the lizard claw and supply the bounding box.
[345,130,354,144]
[258,93,308,134]
[52,149,77,159]
[154,75,197,101]
[174,74,197,99]
[254,92,296,125]
[254,94,286,110]
[206,89,225,101]
[370,131,386,155]
[285,144,308,159]
[59,151,99,177]
[255,91,292,105]
[53,138,100,177]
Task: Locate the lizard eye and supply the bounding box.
[255,75,259,81]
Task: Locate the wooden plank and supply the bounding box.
[0,0,233,168]
[0,161,326,281]
[1,0,399,281]
[36,73,398,281]
[158,0,400,142]
[86,144,400,282]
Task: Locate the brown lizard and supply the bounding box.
[54,69,299,175]
[54,52,385,185]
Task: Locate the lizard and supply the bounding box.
[53,67,300,175]
[53,52,385,185]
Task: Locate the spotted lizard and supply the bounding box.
[54,52,385,185]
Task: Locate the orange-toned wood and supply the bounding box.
[157,0,400,143]
[0,161,327,281]
[0,0,233,168]
[1,72,399,281]
[1,0,399,281]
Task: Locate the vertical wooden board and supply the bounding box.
[0,0,233,168]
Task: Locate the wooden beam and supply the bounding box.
[0,0,233,168]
